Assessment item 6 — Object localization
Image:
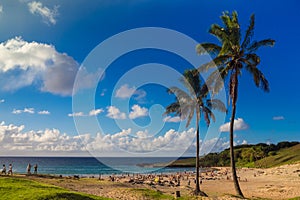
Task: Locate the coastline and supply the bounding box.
[2,162,299,199]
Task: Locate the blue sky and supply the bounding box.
[0,0,299,156]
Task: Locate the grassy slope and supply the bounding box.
[168,144,300,168]
[0,177,110,200]
[255,144,300,168]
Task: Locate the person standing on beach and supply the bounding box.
[34,164,38,174]
[27,163,31,175]
[1,164,6,175]
[8,164,13,176]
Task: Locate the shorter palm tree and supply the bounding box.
[165,69,226,196]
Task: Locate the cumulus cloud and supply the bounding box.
[0,121,86,153]
[129,104,148,119]
[38,110,50,115]
[0,37,98,96]
[0,121,191,155]
[0,121,248,156]
[86,128,196,154]
[106,106,126,119]
[68,112,84,117]
[89,109,104,116]
[28,1,58,25]
[219,118,249,132]
[273,116,284,120]
[0,99,4,103]
[12,108,35,114]
[0,5,3,13]
[115,84,146,101]
[163,116,181,123]
[68,109,104,117]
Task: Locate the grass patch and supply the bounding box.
[0,177,110,200]
[129,188,174,200]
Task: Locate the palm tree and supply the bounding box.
[165,69,226,196]
[196,11,275,197]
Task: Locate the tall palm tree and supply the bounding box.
[196,11,275,197]
[165,69,226,196]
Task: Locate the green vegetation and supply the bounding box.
[255,142,300,168]
[289,197,300,200]
[129,188,173,200]
[168,142,300,168]
[0,177,110,200]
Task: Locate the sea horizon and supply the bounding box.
[0,156,194,176]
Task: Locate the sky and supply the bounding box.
[0,0,299,157]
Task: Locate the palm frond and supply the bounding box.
[245,53,260,66]
[241,14,255,50]
[198,55,231,72]
[247,39,275,53]
[207,99,227,113]
[164,102,180,115]
[168,87,191,102]
[180,70,201,97]
[196,43,221,55]
[202,106,216,125]
[186,107,195,128]
[209,24,230,45]
[245,66,270,92]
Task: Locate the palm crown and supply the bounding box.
[197,11,275,103]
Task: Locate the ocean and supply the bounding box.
[0,157,194,176]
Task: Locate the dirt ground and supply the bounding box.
[26,162,300,200]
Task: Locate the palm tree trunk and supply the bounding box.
[230,76,244,198]
[194,107,207,196]
[195,108,201,194]
[195,126,200,194]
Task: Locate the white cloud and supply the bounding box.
[0,121,86,153]
[273,116,284,120]
[115,84,146,101]
[0,99,4,103]
[0,121,250,156]
[106,106,126,119]
[89,109,104,116]
[241,140,248,145]
[0,5,3,13]
[28,1,58,25]
[68,112,85,117]
[38,110,50,115]
[12,108,35,114]
[163,116,181,123]
[68,109,104,117]
[86,128,196,154]
[129,104,148,119]
[0,37,98,96]
[219,118,249,132]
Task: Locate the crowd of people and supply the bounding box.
[1,163,38,176]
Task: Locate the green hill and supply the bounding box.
[166,141,300,168]
[255,143,300,168]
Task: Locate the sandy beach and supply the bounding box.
[23,162,300,199]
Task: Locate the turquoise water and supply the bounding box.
[0,157,194,175]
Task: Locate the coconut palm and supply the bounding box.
[196,11,275,197]
[165,69,226,196]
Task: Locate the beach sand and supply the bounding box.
[26,162,300,199]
